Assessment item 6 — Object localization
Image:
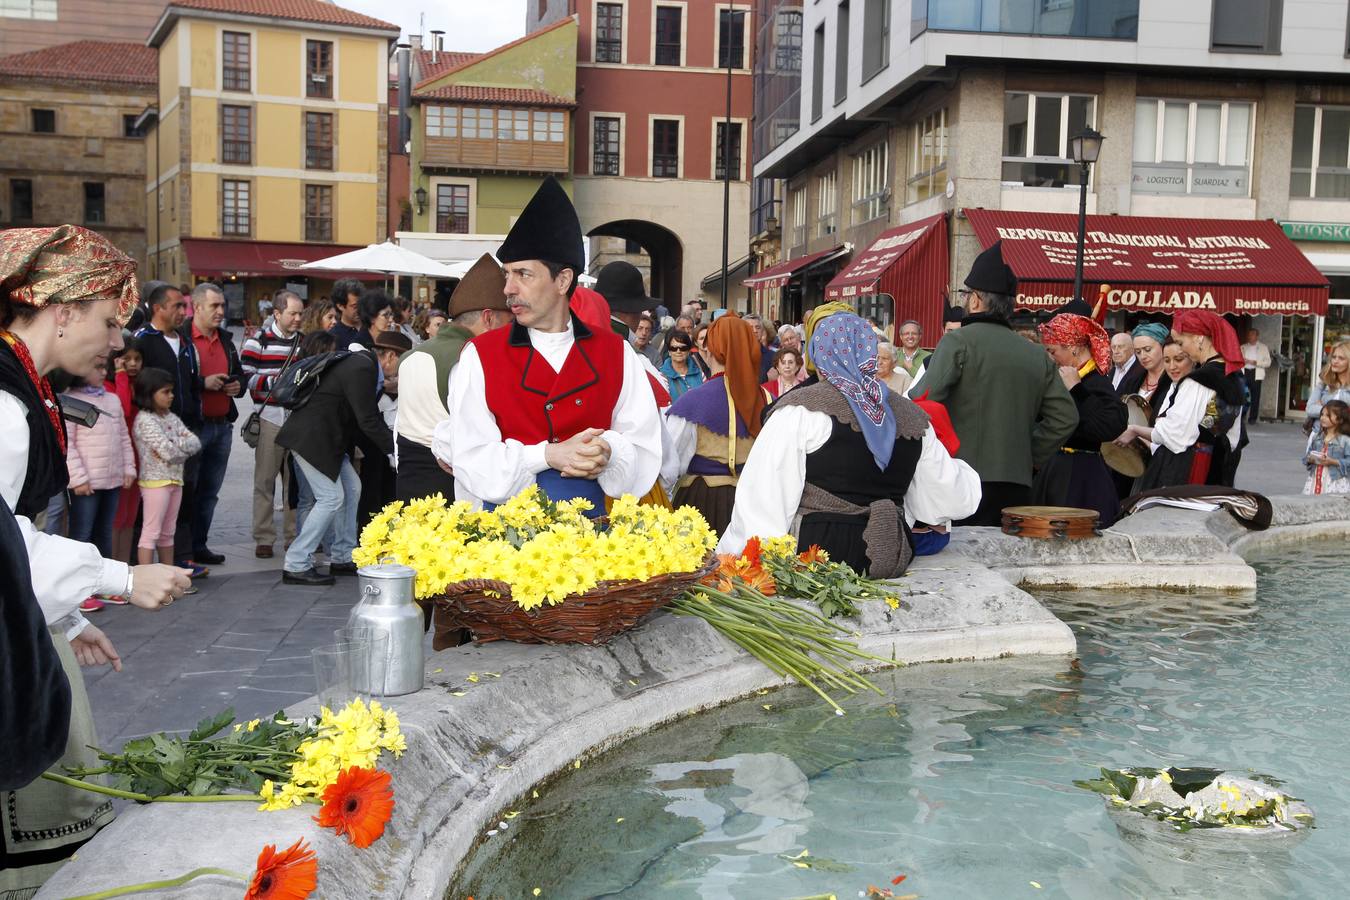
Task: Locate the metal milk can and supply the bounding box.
[348,563,424,696]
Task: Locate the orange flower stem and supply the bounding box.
[60,866,247,900]
[40,772,262,804]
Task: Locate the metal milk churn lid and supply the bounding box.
[348,563,423,696]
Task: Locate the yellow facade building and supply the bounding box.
[143,0,399,319]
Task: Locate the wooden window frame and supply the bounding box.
[83,182,106,225]
[715,4,749,70]
[306,39,334,99]
[434,182,472,234]
[221,104,252,165]
[222,31,251,92]
[221,178,252,237]
[593,115,622,175]
[304,183,334,242]
[650,115,683,178]
[595,1,625,63]
[652,3,687,67]
[305,111,334,171]
[713,118,745,181]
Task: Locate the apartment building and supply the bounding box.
[751,0,1350,418]
[141,0,399,321]
[530,0,754,308]
[0,40,156,270]
[1,0,165,57]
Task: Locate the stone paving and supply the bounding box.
[79,376,1317,751]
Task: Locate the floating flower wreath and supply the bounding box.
[1076,766,1315,834]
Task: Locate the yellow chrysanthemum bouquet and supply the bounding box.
[353,487,717,612]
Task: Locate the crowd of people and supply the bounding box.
[5,182,1350,893]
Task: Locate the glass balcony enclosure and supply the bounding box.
[912,0,1138,40]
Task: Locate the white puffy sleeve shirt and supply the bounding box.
[436,327,663,508]
[1,390,129,637]
[717,404,983,556]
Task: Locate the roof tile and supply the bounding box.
[412,85,574,108]
[165,0,399,32]
[0,41,157,86]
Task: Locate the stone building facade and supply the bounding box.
[0,40,156,271]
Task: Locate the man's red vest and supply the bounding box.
[473,314,626,444]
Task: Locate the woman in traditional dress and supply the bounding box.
[662,315,765,535]
[719,313,980,576]
[1130,322,1173,414]
[1123,312,1246,490]
[0,225,189,893]
[1031,313,1128,526]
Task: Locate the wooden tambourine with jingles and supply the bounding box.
[1001,505,1100,540]
[1100,394,1154,478]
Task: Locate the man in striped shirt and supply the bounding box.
[240,290,303,558]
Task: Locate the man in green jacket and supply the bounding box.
[398,253,510,502]
[911,242,1078,525]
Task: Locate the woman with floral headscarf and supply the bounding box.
[0,225,189,893]
[662,314,766,534]
[1031,313,1128,526]
[1128,310,1247,490]
[719,313,980,576]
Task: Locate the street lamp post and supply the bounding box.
[720,6,746,310]
[1069,127,1104,307]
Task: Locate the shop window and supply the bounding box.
[10,179,33,221]
[305,184,333,242]
[306,112,333,170]
[817,169,837,236]
[31,108,54,133]
[307,40,333,99]
[1291,105,1350,199]
[907,108,948,204]
[596,2,623,62]
[435,184,470,233]
[1002,91,1096,187]
[655,5,682,66]
[1132,98,1252,196]
[221,105,251,164]
[83,183,105,224]
[594,116,621,175]
[718,7,746,68]
[1211,0,1281,52]
[715,121,742,181]
[652,118,680,177]
[852,140,888,224]
[223,31,251,91]
[222,179,250,236]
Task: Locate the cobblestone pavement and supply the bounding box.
[80,370,1316,750]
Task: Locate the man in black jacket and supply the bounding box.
[329,277,365,349]
[276,332,393,585]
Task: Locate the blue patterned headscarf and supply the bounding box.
[808,312,896,470]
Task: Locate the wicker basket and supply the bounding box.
[430,552,717,647]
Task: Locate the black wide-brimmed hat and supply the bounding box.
[372,329,412,353]
[594,261,658,314]
[448,253,508,318]
[497,176,585,276]
[964,241,1018,296]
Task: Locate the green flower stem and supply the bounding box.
[61,866,247,900]
[41,773,261,804]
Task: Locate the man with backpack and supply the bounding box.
[240,289,303,559]
[275,331,392,585]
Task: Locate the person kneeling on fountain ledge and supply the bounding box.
[718,312,981,576]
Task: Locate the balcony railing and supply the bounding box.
[912,0,1138,40]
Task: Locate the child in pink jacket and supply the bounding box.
[64,371,138,611]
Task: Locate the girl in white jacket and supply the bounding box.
[132,367,201,566]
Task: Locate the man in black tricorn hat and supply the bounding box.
[910,241,1078,525]
[439,177,662,512]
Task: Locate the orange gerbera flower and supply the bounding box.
[315,767,395,848]
[742,567,777,596]
[798,545,828,565]
[742,536,763,568]
[245,838,318,900]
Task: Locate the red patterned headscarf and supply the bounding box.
[0,225,139,324]
[1038,313,1112,375]
[1172,310,1244,375]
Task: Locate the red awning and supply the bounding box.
[181,239,369,279]
[744,245,847,288]
[964,210,1330,317]
[825,213,949,341]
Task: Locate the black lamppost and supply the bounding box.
[1069,127,1104,306]
[720,6,747,310]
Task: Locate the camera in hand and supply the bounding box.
[58,394,102,429]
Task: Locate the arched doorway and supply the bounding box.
[587,220,684,309]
